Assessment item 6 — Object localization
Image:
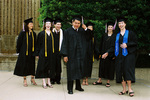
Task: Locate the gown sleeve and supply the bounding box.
[33,31,37,56]
[99,34,104,56]
[126,31,138,53]
[93,36,99,59]
[60,29,69,57]
[107,33,116,53]
[36,32,43,56]
[85,29,93,40]
[16,31,24,53]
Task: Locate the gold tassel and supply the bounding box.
[93,37,94,62]
[45,30,47,57]
[26,32,28,55]
[31,30,34,52]
[45,30,55,57]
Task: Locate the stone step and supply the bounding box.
[0,54,150,81]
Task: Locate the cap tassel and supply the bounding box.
[82,16,84,24]
[113,19,117,30]
[23,23,25,31]
[53,21,54,25]
[105,23,107,33]
[52,21,54,28]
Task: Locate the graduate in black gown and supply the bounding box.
[92,22,116,87]
[51,18,63,84]
[102,17,137,97]
[60,15,87,94]
[14,18,37,87]
[35,17,55,89]
[82,22,98,86]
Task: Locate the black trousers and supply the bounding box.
[67,79,81,91]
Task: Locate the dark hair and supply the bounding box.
[24,23,33,32]
[43,23,53,31]
[72,19,81,22]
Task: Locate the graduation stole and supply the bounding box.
[26,30,34,56]
[115,30,129,57]
[52,28,63,51]
[92,37,94,62]
[45,30,54,57]
[59,29,63,51]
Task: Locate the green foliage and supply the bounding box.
[39,0,150,52]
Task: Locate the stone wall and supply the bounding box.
[0,35,18,53]
[0,36,1,53]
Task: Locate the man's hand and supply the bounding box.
[64,57,68,63]
[102,52,108,59]
[82,24,87,30]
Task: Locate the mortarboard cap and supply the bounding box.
[44,17,53,23]
[107,21,114,26]
[24,18,33,25]
[86,22,95,27]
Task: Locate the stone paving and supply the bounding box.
[0,71,150,100]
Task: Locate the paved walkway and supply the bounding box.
[0,71,150,100]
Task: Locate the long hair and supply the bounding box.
[43,23,53,31]
[24,23,33,32]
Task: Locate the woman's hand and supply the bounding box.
[120,43,127,48]
[36,56,39,59]
[112,57,115,60]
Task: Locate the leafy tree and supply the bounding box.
[39,0,150,52]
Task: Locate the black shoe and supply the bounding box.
[68,90,73,94]
[56,81,61,84]
[75,88,84,91]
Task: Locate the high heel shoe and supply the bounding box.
[128,90,134,97]
[31,77,37,85]
[23,77,28,87]
[46,84,53,88]
[42,84,47,89]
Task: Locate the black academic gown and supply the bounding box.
[52,30,64,82]
[98,33,116,80]
[115,31,137,83]
[60,27,86,81]
[35,31,55,78]
[14,31,36,76]
[83,29,98,77]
